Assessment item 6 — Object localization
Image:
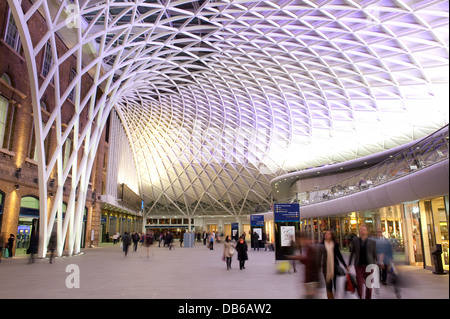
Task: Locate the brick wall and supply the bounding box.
[0,0,108,252]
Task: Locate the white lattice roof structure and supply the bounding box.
[7,0,449,255]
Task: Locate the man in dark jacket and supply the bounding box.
[122,232,132,256]
[348,224,378,299]
[251,231,260,251]
[131,231,140,252]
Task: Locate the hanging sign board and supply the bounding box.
[250,215,265,248]
[274,203,300,260]
[231,223,239,241]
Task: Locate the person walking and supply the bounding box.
[251,231,259,251]
[48,232,57,264]
[289,234,298,273]
[235,236,248,270]
[131,231,139,252]
[145,229,154,258]
[223,235,235,270]
[112,232,119,245]
[27,230,39,264]
[348,224,378,299]
[262,232,267,251]
[375,229,393,286]
[208,232,215,250]
[288,232,321,299]
[0,237,3,261]
[7,234,15,258]
[168,232,175,250]
[159,232,164,247]
[180,231,184,247]
[203,231,208,246]
[321,230,347,299]
[122,232,132,256]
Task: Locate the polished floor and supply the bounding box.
[0,240,448,299]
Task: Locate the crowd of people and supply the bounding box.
[1,223,403,299]
[287,224,400,299]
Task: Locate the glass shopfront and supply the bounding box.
[419,197,448,271]
[403,202,424,264]
[301,195,449,272]
[0,191,4,231]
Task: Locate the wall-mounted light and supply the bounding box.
[14,184,20,190]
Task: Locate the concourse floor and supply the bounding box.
[0,241,448,299]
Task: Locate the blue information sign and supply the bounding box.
[250,215,264,227]
[274,203,300,222]
[231,222,239,240]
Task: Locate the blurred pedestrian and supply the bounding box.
[236,236,248,270]
[168,232,175,250]
[252,231,259,251]
[348,224,378,299]
[262,232,267,251]
[122,232,131,256]
[288,232,321,299]
[131,231,139,252]
[27,230,39,263]
[203,231,208,245]
[145,229,154,258]
[48,232,57,264]
[112,232,119,245]
[180,231,184,247]
[223,235,236,270]
[159,232,164,247]
[375,229,393,285]
[0,237,4,261]
[7,234,15,258]
[289,234,298,273]
[321,230,347,299]
[208,232,215,250]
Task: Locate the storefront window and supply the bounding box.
[403,202,424,264]
[16,196,40,256]
[430,197,448,271]
[0,191,4,231]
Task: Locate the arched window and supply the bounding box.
[28,102,49,162]
[0,73,17,151]
[0,191,5,231]
[19,195,40,220]
[0,95,8,147]
[17,196,39,254]
[4,9,22,53]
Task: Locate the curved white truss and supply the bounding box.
[8,0,449,256]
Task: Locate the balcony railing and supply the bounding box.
[296,125,449,206]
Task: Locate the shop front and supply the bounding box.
[301,207,405,253]
[403,196,449,271]
[0,191,4,231]
[300,195,449,272]
[145,218,194,240]
[16,196,40,256]
[101,212,142,242]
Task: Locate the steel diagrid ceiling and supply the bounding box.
[111,0,449,218]
[12,0,450,220]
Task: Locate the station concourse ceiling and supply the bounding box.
[18,0,450,217]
